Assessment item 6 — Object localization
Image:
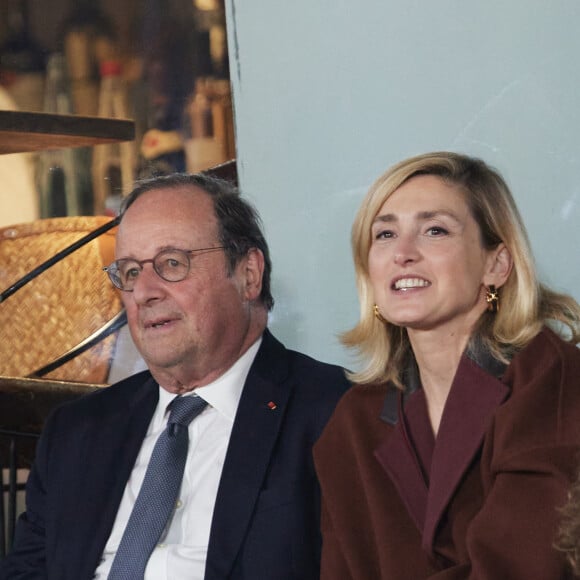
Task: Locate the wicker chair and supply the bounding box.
[0,216,124,384]
[0,216,128,553]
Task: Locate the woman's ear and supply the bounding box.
[484,243,513,289]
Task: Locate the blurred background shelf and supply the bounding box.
[0,110,135,154]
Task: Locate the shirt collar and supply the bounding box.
[158,336,263,422]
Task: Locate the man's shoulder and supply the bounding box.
[257,330,351,396]
[52,370,155,421]
[284,346,349,382]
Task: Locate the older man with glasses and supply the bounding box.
[1,173,351,580]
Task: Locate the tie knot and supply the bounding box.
[168,395,207,428]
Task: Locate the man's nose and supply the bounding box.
[130,263,165,304]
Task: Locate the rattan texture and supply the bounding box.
[0,216,122,384]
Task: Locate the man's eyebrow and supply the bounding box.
[115,245,184,261]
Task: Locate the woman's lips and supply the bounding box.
[391,277,431,291]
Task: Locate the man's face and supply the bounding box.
[115,186,258,389]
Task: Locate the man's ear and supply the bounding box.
[240,248,265,301]
[484,243,513,289]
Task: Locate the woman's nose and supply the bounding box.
[393,234,420,265]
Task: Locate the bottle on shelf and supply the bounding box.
[193,0,229,79]
[180,0,234,173]
[91,59,134,216]
[135,0,201,177]
[59,0,117,117]
[182,77,233,173]
[35,52,80,218]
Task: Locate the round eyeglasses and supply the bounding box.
[103,247,225,291]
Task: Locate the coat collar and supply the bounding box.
[380,342,507,427]
[379,354,421,425]
[204,329,293,579]
[374,344,510,556]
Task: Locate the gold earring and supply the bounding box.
[373,304,387,324]
[486,285,499,313]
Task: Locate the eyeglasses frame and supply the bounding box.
[103,246,226,291]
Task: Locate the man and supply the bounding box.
[0,173,350,579]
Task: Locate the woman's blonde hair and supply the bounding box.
[343,151,580,387]
[556,467,580,576]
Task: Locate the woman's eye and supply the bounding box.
[426,226,448,236]
[374,229,394,240]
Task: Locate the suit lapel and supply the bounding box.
[422,356,508,553]
[72,374,159,578]
[205,331,292,579]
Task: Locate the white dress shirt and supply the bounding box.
[94,338,261,579]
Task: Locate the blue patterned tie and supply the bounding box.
[108,395,207,579]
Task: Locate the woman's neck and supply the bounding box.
[408,328,471,436]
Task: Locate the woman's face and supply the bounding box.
[368,174,501,339]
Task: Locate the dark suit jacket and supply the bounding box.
[314,328,580,579]
[1,330,350,580]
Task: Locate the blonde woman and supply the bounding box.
[314,152,580,579]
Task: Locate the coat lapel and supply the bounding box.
[204,330,292,579]
[373,351,509,558]
[374,390,429,531]
[422,355,509,554]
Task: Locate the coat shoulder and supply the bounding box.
[493,327,580,452]
[504,327,580,399]
[314,382,391,461]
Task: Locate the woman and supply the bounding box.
[314,151,580,579]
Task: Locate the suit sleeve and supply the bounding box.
[0,409,58,579]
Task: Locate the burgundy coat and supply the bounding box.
[314,328,580,579]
